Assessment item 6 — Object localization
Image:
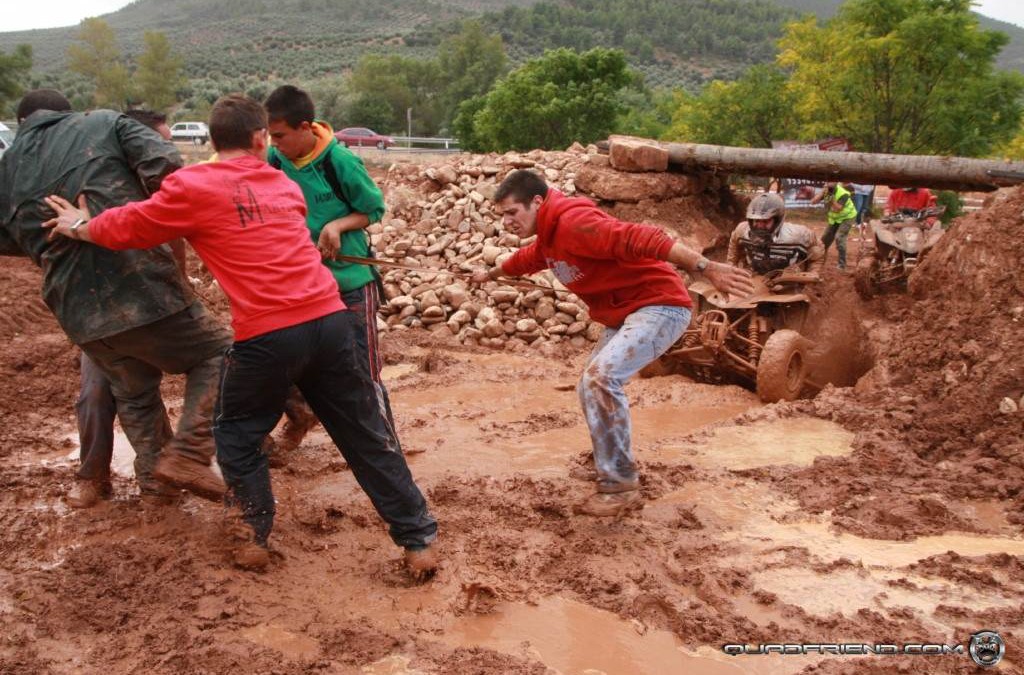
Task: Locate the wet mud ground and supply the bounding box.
[2,222,1022,675]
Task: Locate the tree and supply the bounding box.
[466,47,633,152]
[778,0,1024,156]
[666,64,801,147]
[350,54,444,135]
[615,82,677,140]
[347,94,395,132]
[0,45,32,116]
[437,21,507,126]
[67,18,130,109]
[135,31,184,111]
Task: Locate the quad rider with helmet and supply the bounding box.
[727,192,824,280]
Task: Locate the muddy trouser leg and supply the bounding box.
[577,306,691,490]
[297,311,437,549]
[79,302,232,490]
[341,282,402,448]
[75,352,117,483]
[78,344,173,493]
[833,218,854,269]
[214,335,293,545]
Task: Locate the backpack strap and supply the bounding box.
[322,146,387,298]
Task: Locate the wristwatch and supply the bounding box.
[695,257,710,273]
[69,218,88,239]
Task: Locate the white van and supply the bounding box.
[0,122,14,159]
[169,121,209,145]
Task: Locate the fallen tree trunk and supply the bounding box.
[603,137,1024,192]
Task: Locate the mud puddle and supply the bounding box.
[444,596,746,675]
[685,417,854,470]
[239,624,320,660]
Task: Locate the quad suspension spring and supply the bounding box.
[747,320,762,364]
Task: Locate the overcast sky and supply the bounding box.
[2,0,1024,33]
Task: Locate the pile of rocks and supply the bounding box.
[371,141,730,352]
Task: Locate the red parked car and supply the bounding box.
[334,127,394,149]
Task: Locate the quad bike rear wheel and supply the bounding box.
[853,258,877,300]
[755,329,808,403]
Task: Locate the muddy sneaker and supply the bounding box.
[404,545,439,582]
[153,451,226,502]
[232,541,271,571]
[573,490,644,517]
[66,479,113,509]
[596,477,640,494]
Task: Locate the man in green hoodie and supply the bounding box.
[263,85,401,456]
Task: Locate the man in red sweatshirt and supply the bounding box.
[43,94,438,576]
[473,170,753,516]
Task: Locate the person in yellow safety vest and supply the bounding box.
[810,181,858,271]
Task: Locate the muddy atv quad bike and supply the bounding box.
[854,206,945,300]
[651,270,816,403]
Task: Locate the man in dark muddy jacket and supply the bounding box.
[0,89,232,505]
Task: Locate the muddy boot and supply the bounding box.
[153,450,226,502]
[139,482,182,508]
[67,479,113,509]
[574,490,644,517]
[222,508,272,571]
[233,541,271,571]
[270,407,318,467]
[404,544,439,582]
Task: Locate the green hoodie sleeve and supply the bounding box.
[328,146,385,223]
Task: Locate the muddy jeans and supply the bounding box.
[79,302,232,492]
[214,310,436,548]
[822,217,855,270]
[75,353,117,483]
[578,305,691,490]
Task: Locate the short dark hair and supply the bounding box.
[495,170,549,205]
[264,84,315,128]
[209,94,268,152]
[16,89,72,122]
[124,108,167,131]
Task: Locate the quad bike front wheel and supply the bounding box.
[853,258,878,300]
[755,329,808,403]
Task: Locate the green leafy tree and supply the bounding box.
[779,0,1024,155]
[135,31,185,111]
[306,76,351,128]
[615,84,678,140]
[452,95,488,151]
[347,93,395,132]
[995,121,1024,160]
[0,45,32,116]
[666,64,801,147]
[350,54,444,135]
[437,21,507,126]
[467,47,633,152]
[67,18,130,109]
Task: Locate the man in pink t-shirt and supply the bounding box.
[44,95,438,578]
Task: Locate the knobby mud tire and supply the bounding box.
[853,258,877,300]
[756,329,808,403]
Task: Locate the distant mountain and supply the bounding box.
[772,0,1024,72]
[0,0,1018,100]
[0,0,797,95]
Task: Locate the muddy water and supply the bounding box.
[239,624,320,660]
[444,597,746,675]
[686,417,855,470]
